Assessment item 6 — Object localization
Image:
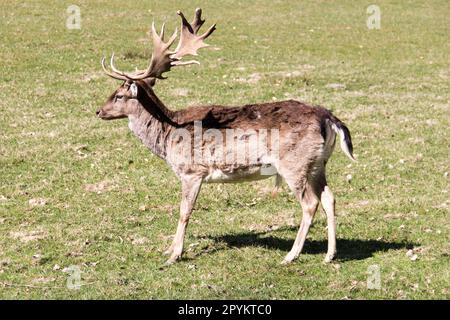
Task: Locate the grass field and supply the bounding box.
[0,0,449,299]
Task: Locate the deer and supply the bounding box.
[96,8,355,265]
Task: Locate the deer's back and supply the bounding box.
[173,100,331,131]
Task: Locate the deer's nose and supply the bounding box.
[96,110,101,116]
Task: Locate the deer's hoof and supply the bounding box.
[164,258,176,266]
[165,254,182,265]
[163,248,173,256]
[281,253,297,265]
[324,253,336,263]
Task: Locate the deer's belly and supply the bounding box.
[203,164,277,183]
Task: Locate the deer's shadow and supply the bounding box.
[197,226,415,261]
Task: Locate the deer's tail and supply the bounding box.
[322,112,355,162]
[332,121,355,161]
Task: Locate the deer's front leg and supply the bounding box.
[165,175,202,265]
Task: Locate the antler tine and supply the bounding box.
[177,10,194,34]
[171,60,200,67]
[101,56,128,81]
[152,21,178,51]
[110,53,125,76]
[160,22,165,41]
[200,23,216,41]
[110,53,148,78]
[191,8,205,33]
[150,21,165,45]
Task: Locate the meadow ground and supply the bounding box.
[0,0,448,299]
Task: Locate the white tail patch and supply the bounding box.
[331,123,356,161]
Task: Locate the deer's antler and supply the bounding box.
[171,9,216,64]
[101,8,216,82]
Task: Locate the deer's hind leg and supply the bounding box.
[280,170,320,264]
[306,165,337,262]
[317,172,336,262]
[280,163,337,264]
[284,164,336,262]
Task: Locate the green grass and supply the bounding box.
[0,0,449,299]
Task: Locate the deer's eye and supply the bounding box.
[115,94,124,101]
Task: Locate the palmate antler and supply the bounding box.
[101,8,216,82]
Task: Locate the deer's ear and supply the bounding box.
[130,83,138,98]
[143,78,156,87]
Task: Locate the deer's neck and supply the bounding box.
[128,111,173,160]
[128,83,178,160]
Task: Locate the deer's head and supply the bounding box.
[97,8,216,120]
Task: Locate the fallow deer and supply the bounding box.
[96,8,355,265]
